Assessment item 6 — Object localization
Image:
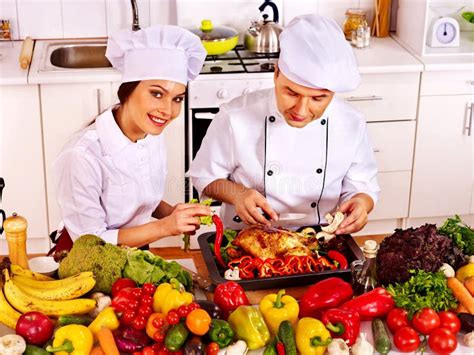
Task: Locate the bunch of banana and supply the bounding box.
[0,281,21,329]
[10,264,55,281]
[2,269,96,317]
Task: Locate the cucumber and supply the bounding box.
[372,318,391,355]
[263,337,277,355]
[278,320,297,355]
[57,315,93,326]
[24,344,51,355]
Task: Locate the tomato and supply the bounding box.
[142,346,157,355]
[438,311,461,334]
[138,305,154,318]
[394,326,421,353]
[386,308,410,334]
[166,310,180,325]
[122,309,136,325]
[111,278,137,298]
[412,308,440,335]
[142,295,154,307]
[206,342,219,355]
[143,283,157,295]
[146,312,167,340]
[177,305,190,318]
[188,302,201,312]
[132,287,144,299]
[186,309,212,336]
[132,315,147,330]
[428,327,457,353]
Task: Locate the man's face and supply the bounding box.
[274,67,335,128]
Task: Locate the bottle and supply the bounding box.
[351,239,379,295]
[2,20,11,40]
[3,212,29,269]
[343,8,368,41]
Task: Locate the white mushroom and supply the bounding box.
[321,211,345,234]
[225,340,248,355]
[88,292,112,318]
[439,263,455,278]
[0,335,26,355]
[316,231,337,242]
[224,267,241,281]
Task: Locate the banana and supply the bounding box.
[10,264,55,281]
[13,274,96,301]
[0,282,21,329]
[12,271,94,290]
[3,271,96,317]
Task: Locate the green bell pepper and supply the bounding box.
[207,319,234,348]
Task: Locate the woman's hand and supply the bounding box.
[158,203,212,236]
[233,188,278,226]
[335,194,374,235]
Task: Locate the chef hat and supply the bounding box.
[278,14,361,92]
[106,25,206,85]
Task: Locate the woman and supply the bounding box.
[53,25,211,247]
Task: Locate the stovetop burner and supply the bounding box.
[210,66,223,73]
[260,62,275,72]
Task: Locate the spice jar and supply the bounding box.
[343,8,368,41]
[3,212,29,269]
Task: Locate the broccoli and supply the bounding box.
[58,234,127,294]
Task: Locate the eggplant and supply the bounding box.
[459,313,474,333]
[184,336,204,355]
[196,300,222,319]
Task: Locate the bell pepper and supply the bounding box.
[213,281,250,319]
[295,318,331,355]
[165,323,189,351]
[153,278,193,315]
[227,305,270,350]
[88,307,120,336]
[321,308,360,346]
[327,251,348,270]
[259,289,299,335]
[111,287,136,313]
[207,319,234,348]
[299,277,353,319]
[341,287,395,321]
[45,325,93,355]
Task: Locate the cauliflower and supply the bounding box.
[58,235,127,294]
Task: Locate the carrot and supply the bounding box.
[447,277,474,314]
[97,328,119,355]
[90,345,105,355]
[455,302,468,313]
[464,276,474,296]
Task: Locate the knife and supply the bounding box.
[180,265,214,292]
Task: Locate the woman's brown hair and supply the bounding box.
[117,81,141,104]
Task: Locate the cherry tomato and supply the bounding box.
[111,278,137,298]
[146,312,167,339]
[386,307,410,334]
[143,283,157,295]
[132,288,144,299]
[188,302,201,312]
[412,308,440,335]
[394,326,421,353]
[142,295,154,307]
[153,331,166,343]
[152,317,165,328]
[129,299,140,311]
[132,315,147,330]
[138,305,154,318]
[166,310,180,325]
[186,309,212,336]
[206,342,219,355]
[428,327,457,353]
[142,346,157,355]
[177,305,190,318]
[438,311,461,334]
[121,309,136,325]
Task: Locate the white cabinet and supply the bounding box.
[0,85,49,253]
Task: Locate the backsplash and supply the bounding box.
[0,0,375,40]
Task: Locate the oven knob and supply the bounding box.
[217,89,228,99]
[243,88,254,95]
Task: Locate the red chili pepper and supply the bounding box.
[212,214,226,268]
[341,287,395,321]
[213,281,250,319]
[327,250,349,269]
[321,308,360,346]
[276,341,286,355]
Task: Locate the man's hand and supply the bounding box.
[336,194,374,235]
[233,188,278,226]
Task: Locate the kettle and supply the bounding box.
[245,0,282,54]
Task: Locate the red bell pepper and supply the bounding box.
[212,214,226,268]
[321,308,360,346]
[341,287,395,321]
[327,250,348,270]
[299,277,353,319]
[213,281,250,319]
[112,287,136,313]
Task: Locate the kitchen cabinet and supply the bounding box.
[0,85,49,254]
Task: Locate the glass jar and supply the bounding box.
[350,239,379,295]
[343,8,368,41]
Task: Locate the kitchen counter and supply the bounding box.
[0,41,29,85]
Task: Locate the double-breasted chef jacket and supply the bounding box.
[188,88,380,230]
[53,109,167,244]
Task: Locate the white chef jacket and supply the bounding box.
[188,88,380,230]
[53,109,167,244]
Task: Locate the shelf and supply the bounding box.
[424,31,474,56]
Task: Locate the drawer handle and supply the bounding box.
[469,81,474,86]
[346,95,383,102]
[96,88,101,115]
[373,149,381,153]
[466,103,473,137]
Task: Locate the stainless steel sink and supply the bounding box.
[39,39,112,72]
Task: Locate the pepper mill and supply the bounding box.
[3,212,29,269]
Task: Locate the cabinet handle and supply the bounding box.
[468,81,474,86]
[0,177,4,204]
[373,149,381,153]
[96,88,101,115]
[466,103,473,137]
[346,95,383,102]
[194,112,215,120]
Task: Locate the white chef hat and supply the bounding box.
[106,25,206,85]
[278,14,361,92]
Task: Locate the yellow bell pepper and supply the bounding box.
[296,317,331,355]
[456,263,474,283]
[46,325,93,355]
[88,307,120,336]
[259,289,299,335]
[153,278,193,315]
[228,305,270,350]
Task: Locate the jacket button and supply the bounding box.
[311,202,317,208]
[233,215,242,223]
[321,119,326,125]
[267,170,273,176]
[269,116,275,122]
[316,168,323,174]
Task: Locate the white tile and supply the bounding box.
[0,0,19,39]
[150,0,176,25]
[17,0,63,39]
[283,0,318,26]
[106,0,150,36]
[62,0,107,38]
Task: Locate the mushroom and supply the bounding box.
[0,335,26,355]
[88,292,112,318]
[316,211,345,241]
[224,267,241,281]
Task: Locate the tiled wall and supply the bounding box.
[1,0,376,40]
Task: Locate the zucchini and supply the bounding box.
[57,315,93,326]
[278,320,297,355]
[263,337,277,355]
[24,344,51,355]
[372,318,391,355]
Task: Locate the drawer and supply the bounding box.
[367,121,416,172]
[421,71,474,96]
[339,72,420,122]
[370,171,411,220]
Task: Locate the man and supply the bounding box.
[188,14,380,235]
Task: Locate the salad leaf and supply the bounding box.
[189,198,213,225]
[462,11,474,23]
[438,215,474,255]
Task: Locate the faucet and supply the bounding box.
[131,0,140,31]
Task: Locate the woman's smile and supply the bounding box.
[148,113,167,127]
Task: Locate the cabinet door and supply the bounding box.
[0,85,49,253]
[41,83,113,231]
[410,95,473,218]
